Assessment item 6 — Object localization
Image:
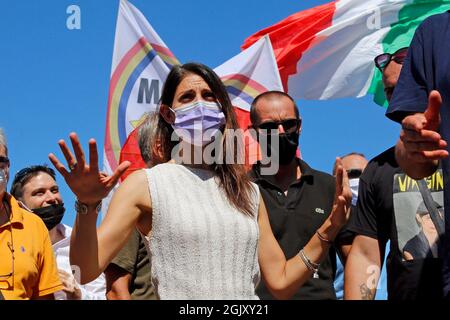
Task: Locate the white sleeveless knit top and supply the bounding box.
[143,163,261,300]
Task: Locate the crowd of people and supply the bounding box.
[1,11,450,300]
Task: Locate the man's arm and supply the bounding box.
[334,215,357,266]
[105,264,132,300]
[344,235,383,300]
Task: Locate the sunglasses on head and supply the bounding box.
[12,167,34,185]
[374,47,409,72]
[257,118,301,134]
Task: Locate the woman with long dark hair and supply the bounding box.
[50,63,351,299]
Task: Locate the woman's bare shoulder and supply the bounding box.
[116,169,152,208]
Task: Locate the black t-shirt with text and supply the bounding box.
[386,11,450,294]
[347,147,444,300]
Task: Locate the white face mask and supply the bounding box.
[0,169,7,196]
[349,178,360,206]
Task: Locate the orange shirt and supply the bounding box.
[0,194,63,299]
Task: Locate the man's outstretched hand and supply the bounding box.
[396,90,448,179]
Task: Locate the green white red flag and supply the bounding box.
[243,0,450,106]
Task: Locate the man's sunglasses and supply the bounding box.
[0,156,9,165]
[374,47,409,72]
[346,169,363,179]
[0,156,9,170]
[256,118,301,134]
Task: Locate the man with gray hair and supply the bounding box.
[138,112,160,167]
[0,128,63,299]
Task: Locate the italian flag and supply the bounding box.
[242,0,450,107]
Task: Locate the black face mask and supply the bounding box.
[32,203,65,231]
[259,131,299,165]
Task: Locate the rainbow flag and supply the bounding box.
[102,0,179,214]
[242,0,450,107]
[104,0,178,179]
[103,1,283,212]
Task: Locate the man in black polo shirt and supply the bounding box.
[250,91,340,300]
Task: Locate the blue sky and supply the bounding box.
[0,0,400,226]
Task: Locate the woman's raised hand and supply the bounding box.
[49,132,130,205]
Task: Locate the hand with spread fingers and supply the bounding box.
[48,132,131,206]
[329,157,352,228]
[396,90,449,179]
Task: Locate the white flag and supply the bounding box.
[215,35,283,112]
[102,0,178,216]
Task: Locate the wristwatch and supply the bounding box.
[75,200,102,215]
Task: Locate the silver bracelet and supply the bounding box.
[316,230,333,244]
[299,249,320,279]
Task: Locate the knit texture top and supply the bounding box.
[143,163,261,299]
